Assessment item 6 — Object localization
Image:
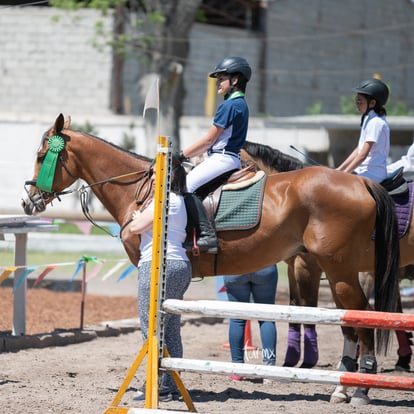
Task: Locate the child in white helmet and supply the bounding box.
[337,78,390,183]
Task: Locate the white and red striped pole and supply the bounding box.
[163,300,414,331]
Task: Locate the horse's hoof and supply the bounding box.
[395,354,411,372]
[299,361,316,369]
[350,395,370,406]
[329,391,349,404]
[350,390,370,406]
[282,361,296,368]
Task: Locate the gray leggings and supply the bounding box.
[138,259,192,388]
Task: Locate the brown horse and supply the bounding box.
[23,114,402,405]
[241,140,413,403]
[240,142,322,369]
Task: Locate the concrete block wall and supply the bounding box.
[0,7,112,116]
[1,3,414,119]
[265,0,414,116]
[181,23,261,116]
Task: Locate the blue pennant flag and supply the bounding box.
[13,266,37,293]
[116,264,137,282]
[71,259,84,281]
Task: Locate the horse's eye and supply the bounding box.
[37,153,46,163]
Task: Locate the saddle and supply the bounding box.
[380,166,408,195]
[379,167,414,239]
[195,164,259,221]
[194,164,257,200]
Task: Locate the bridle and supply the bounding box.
[24,133,154,239]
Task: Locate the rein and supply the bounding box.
[77,168,153,238]
[28,167,153,239]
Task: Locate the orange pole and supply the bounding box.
[223,320,257,350]
[243,320,257,351]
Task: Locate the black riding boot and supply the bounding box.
[183,193,218,254]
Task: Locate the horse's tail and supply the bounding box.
[365,180,400,354]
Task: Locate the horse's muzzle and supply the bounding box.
[22,181,48,215]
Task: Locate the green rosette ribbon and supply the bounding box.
[37,135,65,192]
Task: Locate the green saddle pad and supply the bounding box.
[214,175,267,231]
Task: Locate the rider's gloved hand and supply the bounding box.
[178,151,189,164]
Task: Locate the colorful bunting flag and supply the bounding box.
[13,266,37,292]
[33,264,57,287]
[85,263,104,282]
[71,259,84,281]
[0,267,17,285]
[116,264,137,282]
[101,260,128,281]
[0,253,133,289]
[73,221,93,235]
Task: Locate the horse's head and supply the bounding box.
[22,113,78,215]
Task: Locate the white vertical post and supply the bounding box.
[13,233,27,335]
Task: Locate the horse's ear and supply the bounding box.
[63,115,71,129]
[53,114,65,135]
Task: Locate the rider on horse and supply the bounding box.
[179,56,251,254]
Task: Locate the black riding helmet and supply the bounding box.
[353,78,389,106]
[209,56,252,82]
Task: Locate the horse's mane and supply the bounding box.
[83,131,153,163]
[55,127,153,164]
[242,140,307,172]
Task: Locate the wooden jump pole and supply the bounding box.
[158,299,414,394]
[161,358,414,391]
[163,299,414,331]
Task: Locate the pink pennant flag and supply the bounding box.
[33,264,57,287]
[73,221,93,235]
[86,263,104,282]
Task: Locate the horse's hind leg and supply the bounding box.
[395,330,413,371]
[327,274,375,405]
[360,271,413,371]
[330,330,358,404]
[395,291,413,371]
[346,301,376,404]
[395,266,413,371]
[283,254,321,368]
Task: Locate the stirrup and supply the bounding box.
[183,229,218,255]
[195,237,218,254]
[183,228,200,256]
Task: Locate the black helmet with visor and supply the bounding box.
[209,56,252,82]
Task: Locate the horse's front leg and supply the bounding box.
[283,257,302,367]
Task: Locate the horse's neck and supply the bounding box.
[73,136,147,225]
